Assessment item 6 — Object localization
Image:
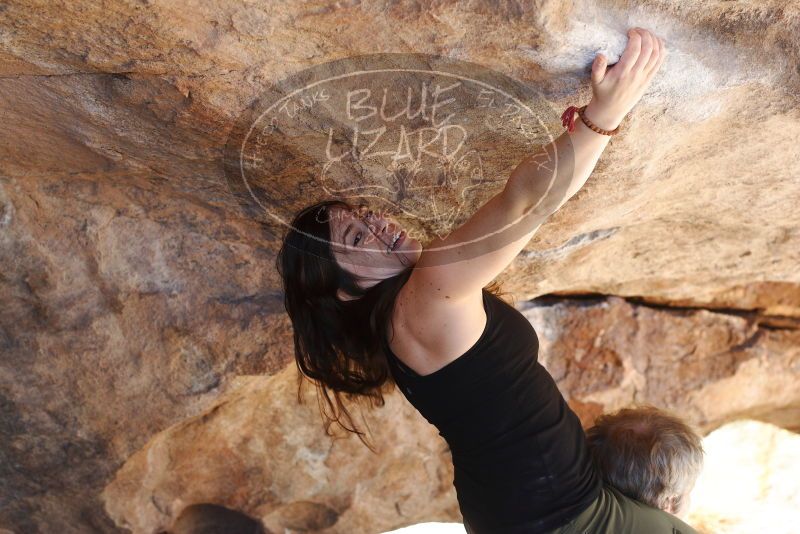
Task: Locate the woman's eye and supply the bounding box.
[354,232,362,246]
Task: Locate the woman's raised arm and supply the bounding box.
[506,27,667,216]
[405,27,666,304]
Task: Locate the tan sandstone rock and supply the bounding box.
[101,295,800,532]
[101,364,460,534]
[1,0,799,532]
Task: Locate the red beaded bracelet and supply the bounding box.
[561,105,621,136]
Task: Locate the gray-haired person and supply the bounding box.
[584,406,705,529]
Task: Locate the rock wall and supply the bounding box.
[101,300,800,533]
[2,1,799,532]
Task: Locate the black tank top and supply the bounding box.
[383,288,601,533]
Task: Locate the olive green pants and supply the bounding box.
[464,485,699,534]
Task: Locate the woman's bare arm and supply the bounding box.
[405,27,666,305]
[504,98,619,219]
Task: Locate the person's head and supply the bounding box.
[277,198,505,451]
[275,199,422,451]
[585,406,704,518]
[324,201,423,300]
[277,199,422,302]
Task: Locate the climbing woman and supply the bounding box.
[277,27,698,533]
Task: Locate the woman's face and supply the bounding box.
[327,204,422,296]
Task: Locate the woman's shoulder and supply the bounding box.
[387,276,489,376]
[395,274,489,330]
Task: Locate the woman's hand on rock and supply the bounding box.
[584,27,667,131]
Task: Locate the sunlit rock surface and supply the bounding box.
[103,360,800,533]
[102,364,459,534]
[2,0,800,532]
[688,420,800,534]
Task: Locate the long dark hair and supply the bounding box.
[276,199,509,451]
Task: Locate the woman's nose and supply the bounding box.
[369,217,388,234]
